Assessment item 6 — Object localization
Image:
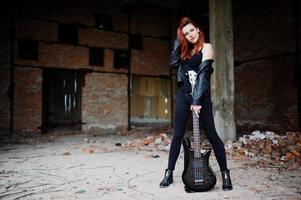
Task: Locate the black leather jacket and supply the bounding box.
[170,39,214,105]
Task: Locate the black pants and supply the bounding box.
[167,85,228,172]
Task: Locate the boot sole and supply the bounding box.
[159,181,173,188]
[222,187,233,191]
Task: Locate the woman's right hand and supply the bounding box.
[190,105,202,118]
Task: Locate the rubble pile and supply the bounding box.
[121,133,172,152]
[225,130,301,166]
[117,129,301,169]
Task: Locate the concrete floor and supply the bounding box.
[0,133,300,200]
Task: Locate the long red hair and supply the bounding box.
[177,17,205,61]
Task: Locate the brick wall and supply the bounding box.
[39,43,89,69]
[0,66,10,130]
[13,67,42,132]
[0,5,11,131]
[131,3,172,38]
[16,18,58,42]
[233,0,299,134]
[2,0,174,133]
[79,28,128,49]
[131,38,170,76]
[130,3,172,76]
[82,73,128,131]
[235,57,298,133]
[17,1,93,26]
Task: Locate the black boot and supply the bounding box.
[221,170,233,191]
[159,169,173,188]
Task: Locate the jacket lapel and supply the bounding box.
[197,59,214,75]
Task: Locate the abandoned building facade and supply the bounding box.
[0,0,300,140]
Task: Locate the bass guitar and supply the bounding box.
[182,70,216,192]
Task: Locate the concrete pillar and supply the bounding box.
[209,0,236,141]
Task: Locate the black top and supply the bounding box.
[180,52,203,93]
[183,51,203,72]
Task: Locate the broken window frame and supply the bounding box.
[89,47,104,66]
[58,23,79,45]
[95,13,113,30]
[17,39,39,60]
[113,49,129,69]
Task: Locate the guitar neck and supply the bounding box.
[192,112,201,158]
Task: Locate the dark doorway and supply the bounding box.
[43,69,83,131]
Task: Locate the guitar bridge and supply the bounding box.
[195,179,204,185]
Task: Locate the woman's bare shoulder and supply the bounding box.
[202,43,213,60]
[203,43,213,50]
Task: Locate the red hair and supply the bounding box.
[177,17,205,61]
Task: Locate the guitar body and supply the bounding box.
[182,137,217,192]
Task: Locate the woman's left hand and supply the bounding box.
[190,105,202,118]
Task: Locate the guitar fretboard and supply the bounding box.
[188,70,202,159]
[192,112,201,158]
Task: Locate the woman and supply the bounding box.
[159,17,233,191]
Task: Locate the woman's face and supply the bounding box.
[182,23,199,44]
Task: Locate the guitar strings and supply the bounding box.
[193,111,201,181]
[189,72,203,182]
